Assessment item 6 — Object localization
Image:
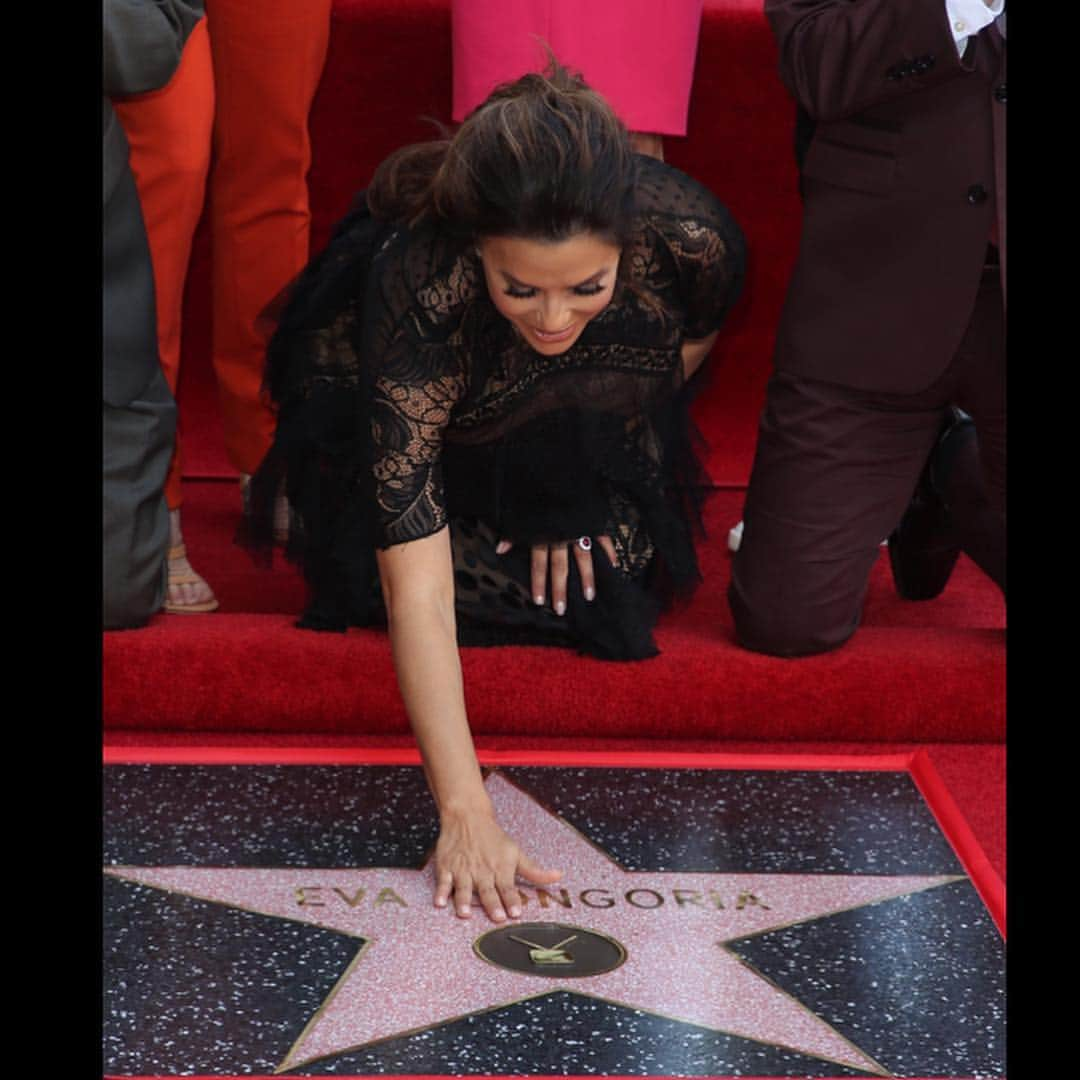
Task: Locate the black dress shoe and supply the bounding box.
[888,409,976,601]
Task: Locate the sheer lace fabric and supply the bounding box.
[249,155,746,658]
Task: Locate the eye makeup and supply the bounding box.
[502,272,610,300]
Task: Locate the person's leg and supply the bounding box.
[103,157,178,628]
[113,19,216,610]
[728,373,946,657]
[628,132,665,160]
[942,265,1006,594]
[205,0,333,478]
[885,261,1006,601]
[113,19,214,512]
[103,374,177,629]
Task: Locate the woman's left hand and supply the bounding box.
[495,535,618,614]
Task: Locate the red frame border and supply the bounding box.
[103,743,918,770]
[103,744,1004,1080]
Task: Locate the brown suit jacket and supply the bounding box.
[765,0,1006,394]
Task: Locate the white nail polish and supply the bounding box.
[584,586,595,601]
[534,595,545,606]
[555,601,566,615]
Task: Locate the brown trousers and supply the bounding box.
[729,266,1005,657]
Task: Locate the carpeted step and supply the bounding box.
[105,484,1005,739]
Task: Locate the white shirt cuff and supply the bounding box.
[945,0,1005,57]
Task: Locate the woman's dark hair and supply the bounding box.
[368,59,639,246]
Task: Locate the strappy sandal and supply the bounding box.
[163,543,219,614]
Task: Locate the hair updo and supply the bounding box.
[367,59,639,247]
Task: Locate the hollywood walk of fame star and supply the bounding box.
[105,772,963,1075]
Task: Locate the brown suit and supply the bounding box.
[730,0,1006,656]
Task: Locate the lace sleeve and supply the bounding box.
[366,232,470,549]
[245,197,472,628]
[370,355,465,548]
[632,156,748,341]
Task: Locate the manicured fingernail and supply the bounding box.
[496,540,510,554]
[458,907,471,917]
[534,595,544,606]
[493,909,506,921]
[509,905,521,918]
[555,601,566,616]
[434,897,446,907]
[584,586,595,602]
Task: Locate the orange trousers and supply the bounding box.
[114,2,331,509]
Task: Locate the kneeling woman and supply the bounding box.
[248,63,746,923]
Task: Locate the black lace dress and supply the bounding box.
[247,155,746,659]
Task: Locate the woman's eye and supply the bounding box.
[502,282,607,299]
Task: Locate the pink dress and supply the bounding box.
[452,0,704,136]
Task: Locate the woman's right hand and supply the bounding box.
[495,535,618,614]
[434,805,562,922]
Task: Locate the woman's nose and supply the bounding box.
[537,296,569,330]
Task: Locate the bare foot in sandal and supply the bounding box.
[164,509,219,614]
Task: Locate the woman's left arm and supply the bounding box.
[681,330,720,381]
[660,169,748,370]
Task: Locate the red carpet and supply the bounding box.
[106,1,1005,892]
[105,480,1004,740]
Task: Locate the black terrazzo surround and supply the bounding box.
[103,764,1003,1076]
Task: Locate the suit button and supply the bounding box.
[967,184,988,205]
[994,83,1007,103]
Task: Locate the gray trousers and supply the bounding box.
[103,162,177,629]
[103,375,175,629]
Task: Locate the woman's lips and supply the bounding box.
[530,322,577,344]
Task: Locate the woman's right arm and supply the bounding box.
[375,526,562,922]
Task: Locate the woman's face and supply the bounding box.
[477,232,621,356]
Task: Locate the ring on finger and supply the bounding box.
[577,536,592,552]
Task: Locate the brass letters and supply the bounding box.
[293,882,766,913]
[735,891,771,911]
[626,888,664,909]
[673,889,705,908]
[333,887,367,908]
[536,888,573,909]
[580,889,616,908]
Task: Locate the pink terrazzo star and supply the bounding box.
[107,772,961,1075]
